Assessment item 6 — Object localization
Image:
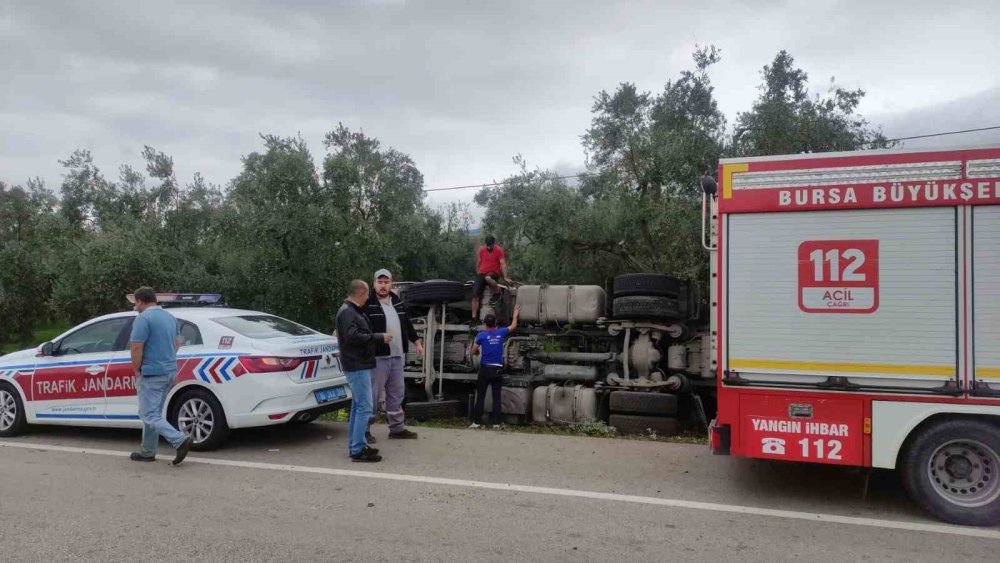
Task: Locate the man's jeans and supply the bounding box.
[345,369,373,456]
[137,372,187,456]
[370,356,407,434]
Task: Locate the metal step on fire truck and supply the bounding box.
[706,145,1000,526]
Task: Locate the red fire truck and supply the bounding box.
[707,146,1000,526]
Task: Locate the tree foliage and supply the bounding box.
[0,47,892,346]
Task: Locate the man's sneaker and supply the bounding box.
[388,429,418,439]
[130,452,156,462]
[171,436,194,466]
[350,446,382,462]
[365,431,377,444]
[468,422,481,429]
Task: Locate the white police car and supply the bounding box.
[0,294,350,450]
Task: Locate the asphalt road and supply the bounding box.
[1,421,998,562]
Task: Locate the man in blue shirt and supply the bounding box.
[469,305,520,428]
[129,287,193,465]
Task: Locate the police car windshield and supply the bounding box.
[212,315,316,339]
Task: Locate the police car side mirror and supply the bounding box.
[38,342,54,357]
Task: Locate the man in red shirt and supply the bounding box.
[472,235,510,324]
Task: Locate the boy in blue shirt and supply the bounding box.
[469,305,520,428]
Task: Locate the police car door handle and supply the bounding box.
[85,365,106,375]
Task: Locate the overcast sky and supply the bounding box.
[2,0,999,213]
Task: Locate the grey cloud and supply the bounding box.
[1,0,998,210]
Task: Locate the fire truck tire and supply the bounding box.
[169,388,231,451]
[613,273,682,298]
[609,391,678,416]
[405,281,466,305]
[609,414,681,436]
[0,383,27,437]
[612,296,681,320]
[900,418,1000,526]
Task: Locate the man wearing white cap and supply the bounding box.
[364,268,424,440]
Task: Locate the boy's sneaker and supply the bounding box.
[468,422,481,429]
[388,429,418,439]
[129,452,156,462]
[350,446,382,462]
[492,424,503,430]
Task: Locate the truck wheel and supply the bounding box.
[169,388,231,451]
[609,391,678,416]
[405,281,466,305]
[0,383,27,437]
[612,296,680,321]
[613,273,682,298]
[901,418,1000,526]
[609,414,680,436]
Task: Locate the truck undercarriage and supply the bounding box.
[394,276,713,435]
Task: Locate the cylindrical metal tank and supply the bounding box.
[531,384,598,424]
[516,285,607,324]
[540,364,600,382]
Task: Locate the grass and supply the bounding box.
[319,408,709,445]
[1,321,70,355]
[409,417,708,444]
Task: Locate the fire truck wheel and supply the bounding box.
[0,383,27,438]
[613,273,682,298]
[901,418,1000,526]
[405,281,466,305]
[612,296,681,321]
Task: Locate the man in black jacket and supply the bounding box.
[335,279,390,462]
[365,269,423,441]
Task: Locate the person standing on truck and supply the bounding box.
[128,287,193,466]
[335,279,390,463]
[471,235,511,325]
[469,305,520,429]
[365,268,423,442]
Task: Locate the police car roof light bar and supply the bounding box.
[125,293,225,306]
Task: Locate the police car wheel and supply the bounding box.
[170,389,230,451]
[901,418,1000,526]
[0,384,27,437]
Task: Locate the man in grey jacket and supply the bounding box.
[335,279,390,462]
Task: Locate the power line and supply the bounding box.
[881,125,1000,144]
[423,173,591,192]
[423,125,1000,193]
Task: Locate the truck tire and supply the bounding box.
[612,295,680,321]
[405,399,465,422]
[900,418,1000,526]
[609,414,681,436]
[613,273,682,298]
[405,281,466,305]
[609,391,678,416]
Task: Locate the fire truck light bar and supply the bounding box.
[967,158,1000,179]
[732,161,963,190]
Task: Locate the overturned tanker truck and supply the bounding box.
[396,274,712,435]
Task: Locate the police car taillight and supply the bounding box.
[240,356,321,373]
